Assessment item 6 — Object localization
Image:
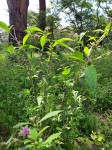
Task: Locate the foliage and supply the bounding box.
[0,20,112,150]
[95,55,112,111]
[6,111,62,149]
[59,0,111,32]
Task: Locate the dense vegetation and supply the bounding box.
[0,0,112,150]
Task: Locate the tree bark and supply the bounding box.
[7,0,29,44]
[39,0,46,30]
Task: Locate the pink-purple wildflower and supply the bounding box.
[34,33,40,38]
[21,126,30,136]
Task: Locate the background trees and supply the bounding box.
[58,0,111,32]
[0,1,112,149]
[7,0,29,44]
[38,0,46,30]
[7,0,47,43]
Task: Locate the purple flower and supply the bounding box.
[21,126,30,136]
[34,33,40,38]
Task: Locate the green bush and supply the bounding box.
[0,22,112,150]
[95,55,112,111]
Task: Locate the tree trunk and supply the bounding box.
[7,0,29,44]
[39,0,46,30]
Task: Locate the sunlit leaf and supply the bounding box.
[84,47,92,56]
[69,51,83,61]
[40,35,47,50]
[26,44,36,49]
[23,34,30,45]
[23,89,30,96]
[37,126,49,138]
[68,47,75,52]
[104,22,111,35]
[37,96,43,106]
[97,23,111,44]
[0,21,10,32]
[85,65,97,94]
[88,37,96,42]
[57,38,72,42]
[28,128,37,141]
[26,27,43,33]
[79,32,87,41]
[97,133,105,142]
[13,122,31,129]
[38,111,62,123]
[7,45,14,54]
[62,68,71,76]
[91,133,97,140]
[44,132,61,144]
[93,29,104,33]
[53,38,72,49]
[53,40,68,48]
[53,40,74,52]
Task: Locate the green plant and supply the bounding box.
[0,21,112,150]
[94,55,112,111]
[5,111,62,150]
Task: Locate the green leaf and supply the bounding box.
[26,27,43,33]
[55,41,69,48]
[84,47,92,56]
[40,35,47,50]
[24,145,34,149]
[38,111,62,123]
[44,132,61,144]
[69,51,83,61]
[23,34,30,45]
[68,47,75,52]
[37,126,49,138]
[7,45,14,54]
[6,135,15,148]
[37,96,43,106]
[91,133,97,140]
[85,65,97,94]
[22,89,30,96]
[97,23,111,44]
[88,37,96,42]
[62,68,71,76]
[57,38,72,42]
[53,38,72,50]
[22,44,36,49]
[104,23,111,35]
[24,139,31,144]
[13,122,31,129]
[97,133,105,142]
[0,21,10,32]
[79,32,87,41]
[53,41,74,51]
[93,29,104,33]
[26,44,36,49]
[28,128,37,141]
[53,41,65,48]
